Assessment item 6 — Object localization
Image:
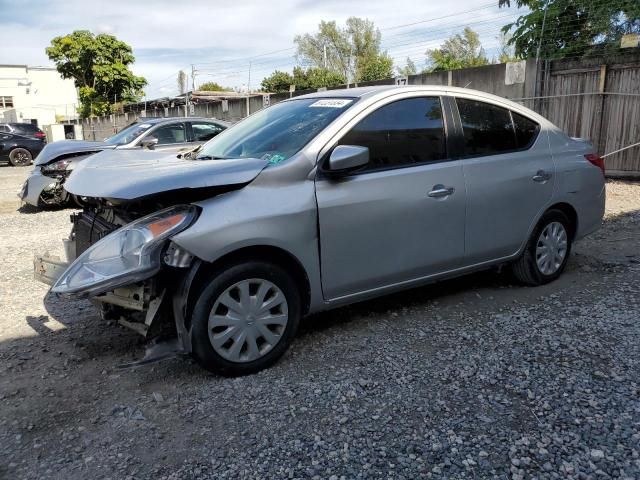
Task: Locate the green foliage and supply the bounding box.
[397,57,418,76]
[294,17,394,83]
[359,53,394,81]
[198,81,232,92]
[261,67,345,93]
[46,30,146,118]
[261,70,295,93]
[497,33,520,63]
[426,28,489,72]
[499,0,640,59]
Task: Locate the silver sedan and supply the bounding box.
[38,85,605,376]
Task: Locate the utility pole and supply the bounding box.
[535,0,550,63]
[323,44,327,69]
[246,61,252,118]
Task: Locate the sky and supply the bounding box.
[0,0,526,99]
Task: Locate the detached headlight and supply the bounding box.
[42,159,71,173]
[51,205,199,297]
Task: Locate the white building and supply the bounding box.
[0,64,79,128]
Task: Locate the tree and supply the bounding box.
[177,70,188,95]
[198,81,232,92]
[426,28,489,72]
[261,67,345,93]
[397,57,418,76]
[46,30,146,118]
[294,17,394,83]
[497,33,519,63]
[261,70,295,93]
[499,0,640,59]
[359,53,394,81]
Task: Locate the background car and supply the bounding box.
[0,131,46,166]
[36,86,606,376]
[19,117,230,207]
[0,122,47,142]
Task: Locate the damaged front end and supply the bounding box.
[35,203,200,364]
[34,151,270,365]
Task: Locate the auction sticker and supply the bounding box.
[309,99,353,108]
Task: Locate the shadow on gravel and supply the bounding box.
[16,203,42,214]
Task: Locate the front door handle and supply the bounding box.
[428,184,455,198]
[532,170,552,183]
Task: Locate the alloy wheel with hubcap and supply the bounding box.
[9,148,32,166]
[535,221,568,275]
[190,261,301,376]
[512,209,573,286]
[208,278,289,363]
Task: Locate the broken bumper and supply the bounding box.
[34,254,68,286]
[20,169,59,207]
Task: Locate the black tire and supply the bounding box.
[9,148,33,166]
[512,209,573,286]
[190,261,301,376]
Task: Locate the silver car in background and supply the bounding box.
[35,85,605,376]
[20,117,229,207]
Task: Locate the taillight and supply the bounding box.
[584,153,605,176]
[35,132,46,138]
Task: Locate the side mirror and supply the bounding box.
[140,136,159,150]
[326,145,369,175]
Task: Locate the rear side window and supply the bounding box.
[338,97,447,171]
[512,111,539,148]
[456,98,516,157]
[191,122,223,141]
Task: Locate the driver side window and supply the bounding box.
[338,97,447,172]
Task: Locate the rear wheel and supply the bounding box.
[190,261,301,376]
[512,209,573,286]
[9,148,32,166]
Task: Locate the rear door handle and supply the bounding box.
[532,170,552,182]
[428,184,455,198]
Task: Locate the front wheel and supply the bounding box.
[9,148,33,166]
[190,261,301,376]
[512,209,573,286]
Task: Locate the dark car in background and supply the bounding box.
[0,123,47,141]
[0,131,46,166]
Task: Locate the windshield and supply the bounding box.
[104,122,153,145]
[196,98,355,164]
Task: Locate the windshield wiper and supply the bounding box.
[196,155,239,160]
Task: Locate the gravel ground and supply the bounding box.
[0,165,639,479]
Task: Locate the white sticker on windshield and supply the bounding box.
[139,124,152,129]
[309,99,353,108]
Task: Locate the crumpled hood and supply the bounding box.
[34,140,114,166]
[65,149,270,200]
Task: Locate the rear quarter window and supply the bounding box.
[456,98,516,157]
[512,111,540,149]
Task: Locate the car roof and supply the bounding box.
[292,84,510,102]
[135,117,230,126]
[291,85,545,123]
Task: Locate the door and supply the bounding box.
[315,96,466,300]
[454,97,555,264]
